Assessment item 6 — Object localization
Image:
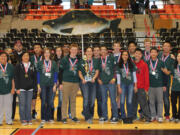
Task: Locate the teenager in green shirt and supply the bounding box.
[37,48,58,123]
[171,52,180,123]
[128,41,137,61]
[78,47,99,124]
[98,46,118,123]
[0,52,15,125]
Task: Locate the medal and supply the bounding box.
[144,51,150,61]
[69,58,78,71]
[101,56,108,70]
[23,62,30,78]
[44,60,52,73]
[150,59,158,76]
[87,59,93,74]
[0,63,7,77]
[123,63,129,78]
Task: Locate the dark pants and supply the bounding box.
[81,82,96,120]
[12,93,17,120]
[171,91,180,119]
[133,89,151,120]
[163,86,170,117]
[40,86,53,121]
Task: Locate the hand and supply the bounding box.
[161,68,170,75]
[82,79,86,84]
[59,85,63,91]
[11,89,15,95]
[118,87,122,94]
[91,77,95,83]
[98,79,103,85]
[110,78,116,84]
[163,87,166,92]
[16,90,20,95]
[134,86,138,93]
[38,85,41,93]
[53,84,56,92]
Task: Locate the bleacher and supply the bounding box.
[24,5,127,20]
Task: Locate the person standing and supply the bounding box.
[60,44,80,124]
[0,52,15,125]
[98,46,118,123]
[14,52,36,125]
[78,47,99,123]
[37,48,58,123]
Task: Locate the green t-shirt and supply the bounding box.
[99,55,115,84]
[37,60,58,86]
[147,59,165,87]
[78,58,100,79]
[60,56,80,83]
[171,65,180,91]
[117,63,136,85]
[0,63,14,95]
[30,55,42,70]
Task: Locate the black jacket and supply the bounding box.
[14,62,37,91]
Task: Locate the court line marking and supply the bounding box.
[10,128,19,135]
[31,123,44,135]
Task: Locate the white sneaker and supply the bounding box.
[151,117,156,122]
[49,120,54,123]
[41,120,46,124]
[157,117,163,123]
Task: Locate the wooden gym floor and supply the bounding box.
[0,91,180,135]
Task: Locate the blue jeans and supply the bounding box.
[95,81,102,118]
[100,84,118,119]
[81,82,96,120]
[120,83,134,119]
[163,86,170,117]
[18,91,33,121]
[40,86,53,121]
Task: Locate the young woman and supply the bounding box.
[60,44,80,124]
[0,52,15,125]
[117,50,137,122]
[128,41,137,61]
[78,47,99,123]
[37,48,58,123]
[171,52,180,123]
[14,52,36,125]
[53,47,63,121]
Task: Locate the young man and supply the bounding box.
[133,48,151,122]
[158,41,174,121]
[98,46,118,123]
[60,44,80,124]
[128,41,137,61]
[30,43,42,120]
[147,47,166,123]
[143,38,151,62]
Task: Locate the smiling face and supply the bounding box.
[162,42,171,54]
[0,53,8,65]
[150,49,158,59]
[113,43,121,53]
[22,53,30,63]
[122,51,129,62]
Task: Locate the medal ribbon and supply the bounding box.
[150,59,158,72]
[87,59,93,73]
[44,60,52,72]
[101,56,107,69]
[161,55,169,62]
[0,63,7,73]
[23,63,30,74]
[34,55,42,63]
[69,58,78,69]
[123,63,129,76]
[144,51,150,61]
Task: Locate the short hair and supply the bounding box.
[0,52,8,57]
[128,41,137,47]
[150,47,158,53]
[100,45,107,50]
[113,42,121,46]
[14,40,22,46]
[163,41,171,47]
[85,47,93,52]
[135,48,143,54]
[69,44,79,49]
[33,43,42,48]
[144,38,151,43]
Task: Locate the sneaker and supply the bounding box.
[72,117,80,123]
[7,122,13,125]
[110,117,118,124]
[41,120,46,124]
[99,117,108,123]
[170,117,175,122]
[151,117,156,122]
[157,117,163,123]
[32,110,37,120]
[175,119,179,123]
[86,119,93,124]
[49,120,54,123]
[165,116,170,122]
[62,119,67,124]
[28,121,32,125]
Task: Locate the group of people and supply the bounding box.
[0,38,180,126]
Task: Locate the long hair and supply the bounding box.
[119,50,134,72]
[42,48,52,60]
[54,47,63,61]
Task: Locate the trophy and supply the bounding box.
[83,55,92,82]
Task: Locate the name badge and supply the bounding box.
[85,75,92,82]
[45,73,51,77]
